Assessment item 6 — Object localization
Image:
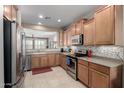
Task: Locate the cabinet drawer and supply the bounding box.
[89,62,110,75]
[78,60,88,67]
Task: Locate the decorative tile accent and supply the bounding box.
[72,45,124,61]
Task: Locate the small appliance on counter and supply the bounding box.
[86,49,92,57]
[60,48,64,52]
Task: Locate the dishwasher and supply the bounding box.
[25,55,31,71]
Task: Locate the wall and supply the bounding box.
[0,5,4,88]
[22,23,62,32]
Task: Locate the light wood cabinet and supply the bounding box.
[4,5,17,22]
[78,62,89,86]
[67,29,72,46]
[89,68,109,88]
[59,31,64,47]
[78,59,122,88]
[75,21,82,35]
[4,5,12,21]
[84,19,95,45]
[55,54,60,66]
[115,5,123,46]
[71,24,76,36]
[63,31,67,46]
[94,6,114,44]
[40,55,48,68]
[31,53,60,69]
[60,54,67,70]
[48,54,56,67]
[12,6,17,22]
[31,56,40,68]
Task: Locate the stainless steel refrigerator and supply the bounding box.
[4,17,25,88]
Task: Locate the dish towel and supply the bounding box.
[66,57,70,65]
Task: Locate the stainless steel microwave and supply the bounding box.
[71,34,83,45]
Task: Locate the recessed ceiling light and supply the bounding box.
[38,22,42,25]
[57,19,61,22]
[39,15,43,19]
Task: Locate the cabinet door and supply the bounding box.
[95,6,114,44]
[55,54,60,66]
[48,54,56,67]
[78,63,89,86]
[67,29,72,46]
[71,24,76,36]
[4,5,12,21]
[31,56,40,68]
[60,54,63,67]
[59,31,63,46]
[75,21,82,35]
[12,6,17,22]
[64,31,67,46]
[89,68,109,88]
[40,55,48,68]
[84,19,94,45]
[62,55,67,70]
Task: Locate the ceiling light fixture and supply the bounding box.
[57,19,61,22]
[39,15,43,19]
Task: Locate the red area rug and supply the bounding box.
[32,67,52,75]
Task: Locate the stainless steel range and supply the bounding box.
[66,51,88,80]
[66,55,77,80]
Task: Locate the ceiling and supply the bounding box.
[18,5,101,28]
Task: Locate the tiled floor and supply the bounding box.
[24,66,86,88]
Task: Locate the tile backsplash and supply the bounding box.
[71,45,124,61]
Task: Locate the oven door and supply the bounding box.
[66,57,77,80]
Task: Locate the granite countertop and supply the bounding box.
[27,52,123,67]
[60,52,123,67]
[78,56,123,67]
[26,51,60,55]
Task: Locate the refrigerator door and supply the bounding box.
[11,21,17,86]
[4,18,12,87]
[4,18,24,87]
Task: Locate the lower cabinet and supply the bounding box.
[60,54,67,70]
[77,59,122,88]
[40,55,48,68]
[31,56,40,68]
[48,54,56,67]
[31,53,60,69]
[89,68,109,88]
[55,54,60,66]
[78,63,89,86]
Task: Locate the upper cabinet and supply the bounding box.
[67,29,72,46]
[4,5,17,22]
[75,20,82,35]
[4,5,12,21]
[59,31,64,47]
[60,5,123,47]
[114,5,123,46]
[63,31,67,46]
[12,6,17,22]
[71,24,76,36]
[94,6,114,45]
[84,19,95,45]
